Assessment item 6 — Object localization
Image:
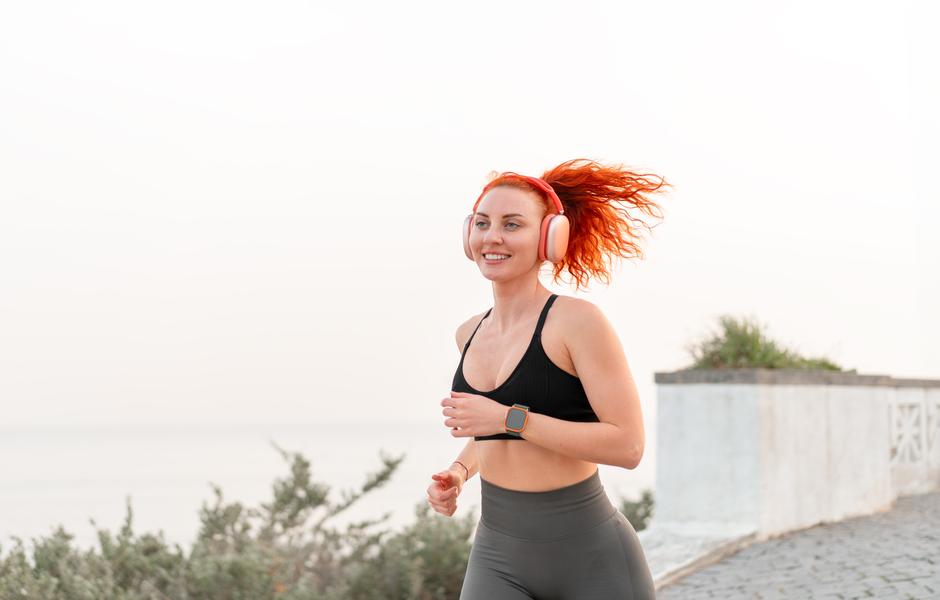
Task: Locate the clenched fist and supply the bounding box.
[426,467,466,517]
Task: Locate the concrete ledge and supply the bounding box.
[646,369,940,589]
[638,522,758,590]
[654,368,940,388]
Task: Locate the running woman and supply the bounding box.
[426,158,670,599]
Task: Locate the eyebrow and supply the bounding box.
[475,212,526,219]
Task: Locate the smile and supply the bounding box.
[483,253,511,261]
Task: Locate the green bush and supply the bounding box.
[684,314,852,371]
[618,489,654,532]
[1,443,658,599]
[0,442,475,600]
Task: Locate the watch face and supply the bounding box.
[506,408,527,430]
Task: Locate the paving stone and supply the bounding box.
[658,491,940,599]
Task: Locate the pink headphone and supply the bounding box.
[462,174,570,264]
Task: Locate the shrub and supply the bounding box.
[0,442,475,599]
[684,315,852,371]
[618,489,655,532]
[1,442,661,598]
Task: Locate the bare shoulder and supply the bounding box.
[539,295,613,377]
[550,295,610,333]
[549,295,628,386]
[455,310,489,353]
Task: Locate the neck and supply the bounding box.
[487,277,552,335]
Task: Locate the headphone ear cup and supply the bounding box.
[540,214,570,263]
[538,214,552,262]
[463,214,474,260]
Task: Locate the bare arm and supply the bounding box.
[515,417,635,468]
[449,439,478,482]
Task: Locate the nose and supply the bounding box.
[482,224,503,245]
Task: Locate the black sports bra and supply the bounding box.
[451,294,600,441]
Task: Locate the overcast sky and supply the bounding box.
[1,1,937,430]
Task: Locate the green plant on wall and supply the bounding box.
[684,314,852,371]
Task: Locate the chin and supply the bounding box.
[479,271,507,282]
[478,266,531,282]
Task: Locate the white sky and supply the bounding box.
[1,1,937,430]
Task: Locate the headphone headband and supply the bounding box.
[472,173,564,215]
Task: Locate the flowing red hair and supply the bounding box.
[481,158,671,291]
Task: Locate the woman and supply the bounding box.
[425,158,670,599]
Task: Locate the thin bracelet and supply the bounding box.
[452,460,469,480]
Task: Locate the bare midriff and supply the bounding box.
[476,441,598,491]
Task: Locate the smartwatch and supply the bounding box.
[505,403,530,437]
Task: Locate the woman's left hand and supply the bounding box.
[441,391,507,437]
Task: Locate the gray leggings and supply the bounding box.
[460,469,656,599]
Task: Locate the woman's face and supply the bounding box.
[469,185,545,281]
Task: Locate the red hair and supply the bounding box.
[482,158,671,291]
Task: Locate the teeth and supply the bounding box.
[484,254,510,260]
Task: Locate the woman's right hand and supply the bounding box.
[427,468,466,517]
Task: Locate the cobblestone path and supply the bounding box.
[658,491,940,599]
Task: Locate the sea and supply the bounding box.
[0,420,654,558]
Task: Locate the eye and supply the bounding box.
[474,220,487,228]
[505,222,519,229]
